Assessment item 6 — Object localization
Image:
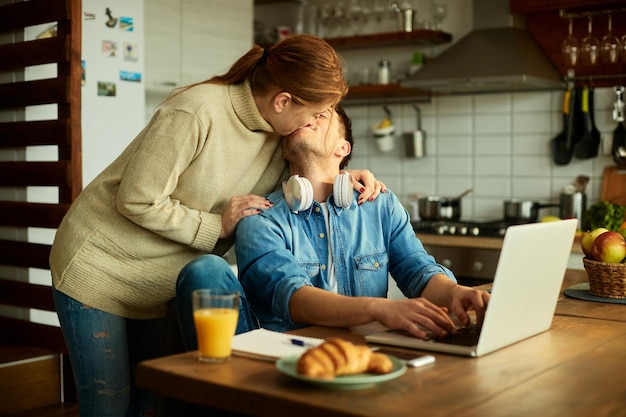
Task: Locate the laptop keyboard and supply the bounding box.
[430,324,482,346]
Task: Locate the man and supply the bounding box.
[235,107,489,339]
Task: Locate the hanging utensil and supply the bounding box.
[563,86,577,164]
[588,87,602,157]
[613,121,626,167]
[373,105,395,153]
[552,87,575,165]
[404,104,426,158]
[551,89,569,164]
[574,87,599,159]
[613,85,624,122]
[611,86,626,167]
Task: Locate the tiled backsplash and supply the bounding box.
[345,87,617,221]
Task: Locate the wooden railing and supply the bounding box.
[0,0,82,403]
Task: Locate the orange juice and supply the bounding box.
[193,308,239,361]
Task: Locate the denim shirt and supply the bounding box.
[235,189,456,332]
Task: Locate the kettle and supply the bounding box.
[391,1,416,32]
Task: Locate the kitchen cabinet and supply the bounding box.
[417,232,583,254]
[145,0,253,93]
[510,0,626,87]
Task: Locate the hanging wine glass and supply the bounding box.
[431,0,447,30]
[371,0,385,24]
[580,16,600,65]
[600,14,620,64]
[561,18,578,67]
[317,4,333,38]
[331,2,348,38]
[356,0,372,35]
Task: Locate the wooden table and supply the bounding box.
[555,269,626,323]
[137,269,626,417]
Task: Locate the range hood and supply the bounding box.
[402,0,565,94]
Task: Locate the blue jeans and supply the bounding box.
[53,287,166,417]
[175,255,259,350]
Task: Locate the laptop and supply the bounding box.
[365,218,578,357]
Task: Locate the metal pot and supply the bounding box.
[418,196,461,220]
[418,188,473,221]
[503,200,558,222]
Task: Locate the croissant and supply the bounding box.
[296,337,393,379]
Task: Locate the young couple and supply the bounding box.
[177,106,490,347]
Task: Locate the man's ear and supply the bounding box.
[273,92,292,114]
[335,139,351,158]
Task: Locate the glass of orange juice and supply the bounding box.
[192,289,240,363]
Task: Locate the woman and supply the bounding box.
[50,34,383,417]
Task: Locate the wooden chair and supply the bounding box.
[0,0,82,407]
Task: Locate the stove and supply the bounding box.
[411,219,532,238]
[411,219,534,285]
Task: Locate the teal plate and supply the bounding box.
[276,354,407,390]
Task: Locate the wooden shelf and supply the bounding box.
[254,0,302,5]
[510,0,626,15]
[325,30,452,50]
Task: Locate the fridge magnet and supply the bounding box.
[123,42,138,62]
[102,40,117,57]
[81,60,86,86]
[84,11,95,20]
[119,17,134,32]
[97,81,116,97]
[105,7,118,28]
[120,70,141,83]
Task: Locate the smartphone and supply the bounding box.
[374,348,436,368]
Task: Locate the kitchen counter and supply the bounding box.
[416,232,584,254]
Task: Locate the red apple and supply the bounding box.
[590,231,626,263]
[581,228,609,258]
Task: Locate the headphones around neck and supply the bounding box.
[282,172,353,213]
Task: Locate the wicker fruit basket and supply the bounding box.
[582,257,626,299]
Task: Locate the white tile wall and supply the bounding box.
[346,87,618,221]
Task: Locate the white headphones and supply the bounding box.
[282,172,353,213]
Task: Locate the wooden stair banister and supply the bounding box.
[0,0,82,405]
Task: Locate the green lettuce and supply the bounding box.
[581,201,626,232]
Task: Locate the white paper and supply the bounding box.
[231,328,323,362]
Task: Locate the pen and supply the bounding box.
[290,338,316,348]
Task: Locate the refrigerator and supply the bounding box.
[81,0,145,185]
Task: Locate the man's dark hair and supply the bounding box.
[335,105,353,170]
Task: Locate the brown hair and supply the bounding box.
[336,105,353,170]
[199,34,347,106]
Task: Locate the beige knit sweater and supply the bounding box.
[50,82,286,319]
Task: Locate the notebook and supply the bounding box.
[365,218,578,357]
[231,328,323,362]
